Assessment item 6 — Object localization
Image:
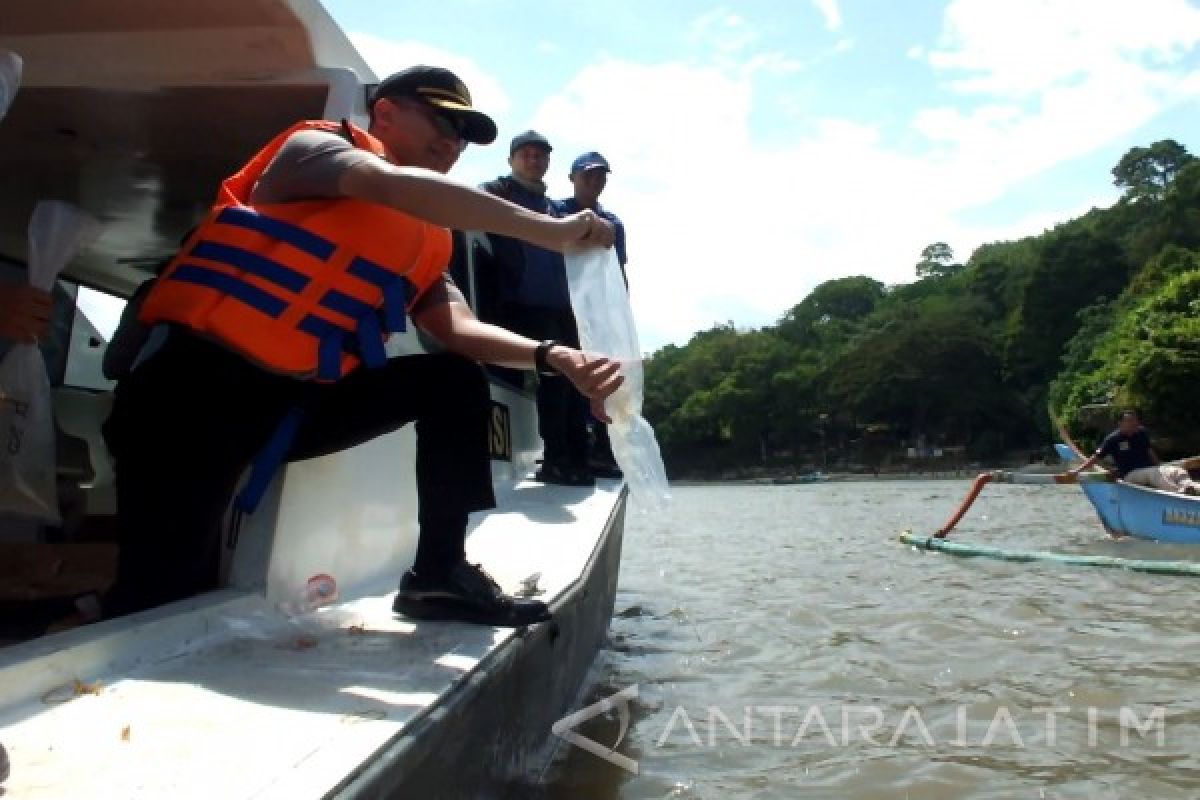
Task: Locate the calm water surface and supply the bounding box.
[527,481,1200,799]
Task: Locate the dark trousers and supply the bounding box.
[498,305,589,468]
[103,330,495,614]
[591,417,616,465]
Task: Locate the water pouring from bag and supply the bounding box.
[564,247,670,510]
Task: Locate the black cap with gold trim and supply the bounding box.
[370,65,498,145]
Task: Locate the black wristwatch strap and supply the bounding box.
[535,340,561,376]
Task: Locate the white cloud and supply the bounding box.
[928,0,1200,97]
[742,51,807,76]
[812,0,843,32]
[532,60,945,349]
[687,8,831,80]
[532,3,1197,350]
[910,0,1200,209]
[346,1,1199,352]
[688,8,759,54]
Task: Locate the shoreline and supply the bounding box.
[669,474,972,487]
[669,464,1067,487]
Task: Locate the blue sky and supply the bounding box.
[324,0,1200,352]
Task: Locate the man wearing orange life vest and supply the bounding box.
[103,66,622,627]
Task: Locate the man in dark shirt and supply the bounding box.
[481,131,597,487]
[557,151,628,477]
[1070,410,1200,494]
[557,152,626,283]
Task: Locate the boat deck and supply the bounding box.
[0,479,624,799]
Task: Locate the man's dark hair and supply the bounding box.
[1118,409,1140,422]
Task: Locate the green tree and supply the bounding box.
[801,275,885,321]
[962,238,1038,323]
[1054,259,1200,455]
[826,299,1012,444]
[777,276,885,347]
[1004,225,1129,389]
[643,135,1198,477]
[1112,139,1195,203]
[915,242,962,278]
[1157,160,1200,249]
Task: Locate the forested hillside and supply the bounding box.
[644,140,1200,477]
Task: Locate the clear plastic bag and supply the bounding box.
[0,50,21,122]
[564,246,670,509]
[0,201,100,522]
[28,200,101,292]
[0,346,58,521]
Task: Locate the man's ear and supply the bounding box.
[373,98,400,133]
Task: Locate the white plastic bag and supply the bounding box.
[0,201,100,522]
[0,50,21,122]
[28,200,101,292]
[0,347,58,521]
[564,246,670,508]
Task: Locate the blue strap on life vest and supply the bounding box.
[297,315,346,380]
[169,264,289,318]
[215,206,336,261]
[381,280,409,333]
[318,287,374,319]
[355,313,387,369]
[234,406,305,515]
[349,256,413,334]
[169,210,416,379]
[316,331,345,381]
[347,255,394,286]
[190,241,311,292]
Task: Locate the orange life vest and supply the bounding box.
[139,119,451,381]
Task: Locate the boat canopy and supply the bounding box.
[0,0,377,295]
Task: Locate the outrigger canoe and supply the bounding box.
[911,446,1200,574]
[1054,443,1200,544]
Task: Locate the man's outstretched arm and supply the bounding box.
[339,159,615,251]
[412,281,623,422]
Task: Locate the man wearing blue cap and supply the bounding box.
[559,152,627,477]
[481,131,599,487]
[559,152,627,286]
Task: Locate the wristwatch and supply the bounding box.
[535,340,562,376]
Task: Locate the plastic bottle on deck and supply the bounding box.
[280,573,339,617]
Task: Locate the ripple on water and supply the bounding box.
[536,482,1200,799]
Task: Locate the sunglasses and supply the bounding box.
[427,107,467,143]
[393,96,468,148]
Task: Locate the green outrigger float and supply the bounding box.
[899,531,1200,578]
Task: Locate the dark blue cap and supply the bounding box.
[510,130,552,155]
[569,151,611,176]
[370,65,497,145]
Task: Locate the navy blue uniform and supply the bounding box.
[1096,428,1155,478]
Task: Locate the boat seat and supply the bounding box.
[52,388,116,516]
[55,426,93,484]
